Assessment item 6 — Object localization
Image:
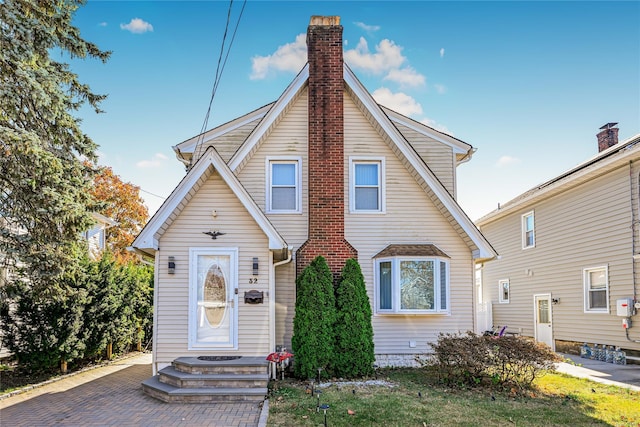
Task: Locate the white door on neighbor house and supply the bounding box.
[189,248,238,350]
[534,294,554,350]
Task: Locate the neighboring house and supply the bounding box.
[132,16,496,375]
[476,124,640,356]
[85,212,118,259]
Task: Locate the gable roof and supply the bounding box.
[132,146,289,257]
[477,132,640,226]
[143,62,496,261]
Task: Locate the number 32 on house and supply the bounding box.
[249,278,258,284]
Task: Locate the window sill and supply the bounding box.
[375,311,450,316]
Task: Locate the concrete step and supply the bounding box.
[142,376,267,403]
[172,356,269,375]
[158,366,269,389]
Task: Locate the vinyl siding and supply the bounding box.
[480,165,639,351]
[235,89,309,352]
[393,122,455,197]
[155,170,271,365]
[344,92,474,355]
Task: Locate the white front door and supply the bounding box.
[189,248,238,350]
[534,294,554,350]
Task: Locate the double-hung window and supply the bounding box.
[376,256,449,314]
[266,157,301,213]
[584,266,608,313]
[350,157,384,212]
[522,211,535,249]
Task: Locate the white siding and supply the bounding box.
[155,170,271,365]
[480,165,640,351]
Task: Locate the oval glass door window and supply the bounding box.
[204,264,226,327]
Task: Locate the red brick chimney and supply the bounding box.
[296,16,357,281]
[597,123,619,152]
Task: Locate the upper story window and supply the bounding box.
[266,157,301,213]
[350,157,385,213]
[522,211,535,249]
[498,279,510,303]
[584,266,608,313]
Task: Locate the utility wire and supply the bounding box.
[191,0,247,168]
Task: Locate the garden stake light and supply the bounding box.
[320,404,330,427]
[315,389,322,412]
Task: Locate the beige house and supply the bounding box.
[132,16,496,382]
[476,124,640,356]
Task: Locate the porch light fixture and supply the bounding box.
[253,257,259,276]
[168,256,176,274]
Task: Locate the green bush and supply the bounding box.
[291,256,335,379]
[428,332,560,390]
[333,258,374,378]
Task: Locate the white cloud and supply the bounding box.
[250,33,307,80]
[440,48,445,58]
[344,38,406,75]
[434,84,447,94]
[420,118,453,136]
[120,18,153,34]
[99,22,108,27]
[372,87,422,117]
[354,21,380,33]
[496,155,521,167]
[136,153,168,168]
[384,67,425,88]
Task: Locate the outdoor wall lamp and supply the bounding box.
[552,298,560,305]
[168,256,176,274]
[253,257,259,276]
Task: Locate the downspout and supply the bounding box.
[270,247,293,354]
[627,160,640,343]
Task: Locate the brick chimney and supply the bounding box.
[597,123,619,152]
[296,15,357,282]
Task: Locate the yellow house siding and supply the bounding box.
[393,122,455,196]
[155,171,271,366]
[480,165,639,350]
[344,92,474,355]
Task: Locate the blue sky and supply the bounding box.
[70,1,640,220]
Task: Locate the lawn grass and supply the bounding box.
[267,368,640,426]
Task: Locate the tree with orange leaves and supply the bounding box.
[90,166,149,263]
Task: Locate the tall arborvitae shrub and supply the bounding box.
[333,258,375,378]
[291,256,335,379]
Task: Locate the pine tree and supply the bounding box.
[333,258,375,378]
[0,0,110,291]
[291,256,336,379]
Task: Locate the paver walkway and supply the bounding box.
[0,353,263,427]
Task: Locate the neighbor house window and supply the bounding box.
[266,157,301,213]
[350,157,385,212]
[376,257,449,313]
[522,211,535,249]
[584,266,608,313]
[498,279,510,303]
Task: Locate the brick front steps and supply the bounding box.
[142,356,269,403]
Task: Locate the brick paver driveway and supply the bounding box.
[0,354,262,427]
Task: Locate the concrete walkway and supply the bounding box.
[556,353,640,392]
[0,353,265,427]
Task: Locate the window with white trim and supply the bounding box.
[584,266,608,312]
[498,279,510,303]
[376,257,449,313]
[266,158,301,213]
[350,158,385,212]
[522,211,535,249]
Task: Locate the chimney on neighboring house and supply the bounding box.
[597,122,619,152]
[296,15,357,282]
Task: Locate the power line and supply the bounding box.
[192,0,248,167]
[139,188,166,200]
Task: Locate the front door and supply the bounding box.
[189,248,238,349]
[534,294,554,350]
